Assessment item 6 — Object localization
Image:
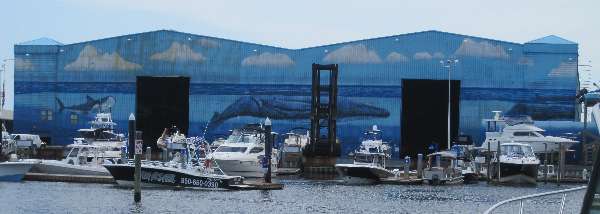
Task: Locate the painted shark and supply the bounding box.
[55,95,116,113]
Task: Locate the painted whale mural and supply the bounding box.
[55,95,116,113]
[209,96,390,127]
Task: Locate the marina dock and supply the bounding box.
[230,181,284,190]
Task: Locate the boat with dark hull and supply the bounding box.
[492,143,539,185]
[104,163,243,190]
[335,125,396,184]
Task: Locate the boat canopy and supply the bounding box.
[427,151,457,159]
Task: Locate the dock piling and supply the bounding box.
[544,143,548,184]
[497,140,501,182]
[487,140,491,183]
[264,118,272,183]
[404,156,410,178]
[146,147,151,161]
[417,154,423,178]
[130,113,141,203]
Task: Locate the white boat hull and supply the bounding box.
[214,159,276,178]
[335,164,395,184]
[0,162,35,182]
[31,160,109,176]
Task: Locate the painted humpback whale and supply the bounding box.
[209,96,390,127]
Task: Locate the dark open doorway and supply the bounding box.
[400,79,460,157]
[136,76,190,149]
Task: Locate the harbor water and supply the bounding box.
[0,178,586,214]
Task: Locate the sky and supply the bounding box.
[0,0,598,110]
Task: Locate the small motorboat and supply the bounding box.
[335,125,396,184]
[30,144,123,176]
[423,151,463,185]
[104,161,244,190]
[105,136,243,190]
[491,143,539,185]
[278,130,309,171]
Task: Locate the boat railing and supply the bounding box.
[483,186,587,214]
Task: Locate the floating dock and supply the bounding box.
[230,181,284,190]
[380,177,423,185]
[24,173,115,184]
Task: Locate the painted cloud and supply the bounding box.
[242,52,294,67]
[454,38,508,59]
[196,38,220,48]
[386,52,409,63]
[413,52,433,60]
[15,57,34,71]
[548,62,577,78]
[64,45,141,71]
[151,42,206,62]
[323,44,382,64]
[433,52,446,59]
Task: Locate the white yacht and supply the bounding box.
[207,124,278,178]
[491,143,540,185]
[481,111,577,153]
[335,125,396,184]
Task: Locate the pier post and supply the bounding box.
[264,118,272,183]
[128,113,135,159]
[487,141,491,183]
[417,154,423,178]
[544,143,548,184]
[497,140,501,182]
[146,147,151,161]
[404,156,410,178]
[558,142,565,186]
[130,114,141,203]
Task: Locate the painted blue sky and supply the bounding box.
[1,0,598,110]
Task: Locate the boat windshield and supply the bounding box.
[215,146,247,153]
[501,145,535,157]
[363,131,382,141]
[284,145,301,152]
[355,153,383,164]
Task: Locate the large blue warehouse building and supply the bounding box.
[13,30,579,157]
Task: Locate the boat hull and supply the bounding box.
[0,162,35,182]
[104,164,242,189]
[495,162,538,185]
[30,160,109,176]
[335,164,395,184]
[214,159,276,178]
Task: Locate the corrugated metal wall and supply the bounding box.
[13,30,579,156]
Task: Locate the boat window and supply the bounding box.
[522,145,535,157]
[501,145,525,157]
[513,132,534,137]
[68,148,80,157]
[249,147,264,154]
[284,146,300,153]
[215,146,247,153]
[368,147,379,153]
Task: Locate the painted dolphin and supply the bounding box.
[55,95,116,113]
[209,96,389,127]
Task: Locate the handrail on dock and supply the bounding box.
[483,186,587,214]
